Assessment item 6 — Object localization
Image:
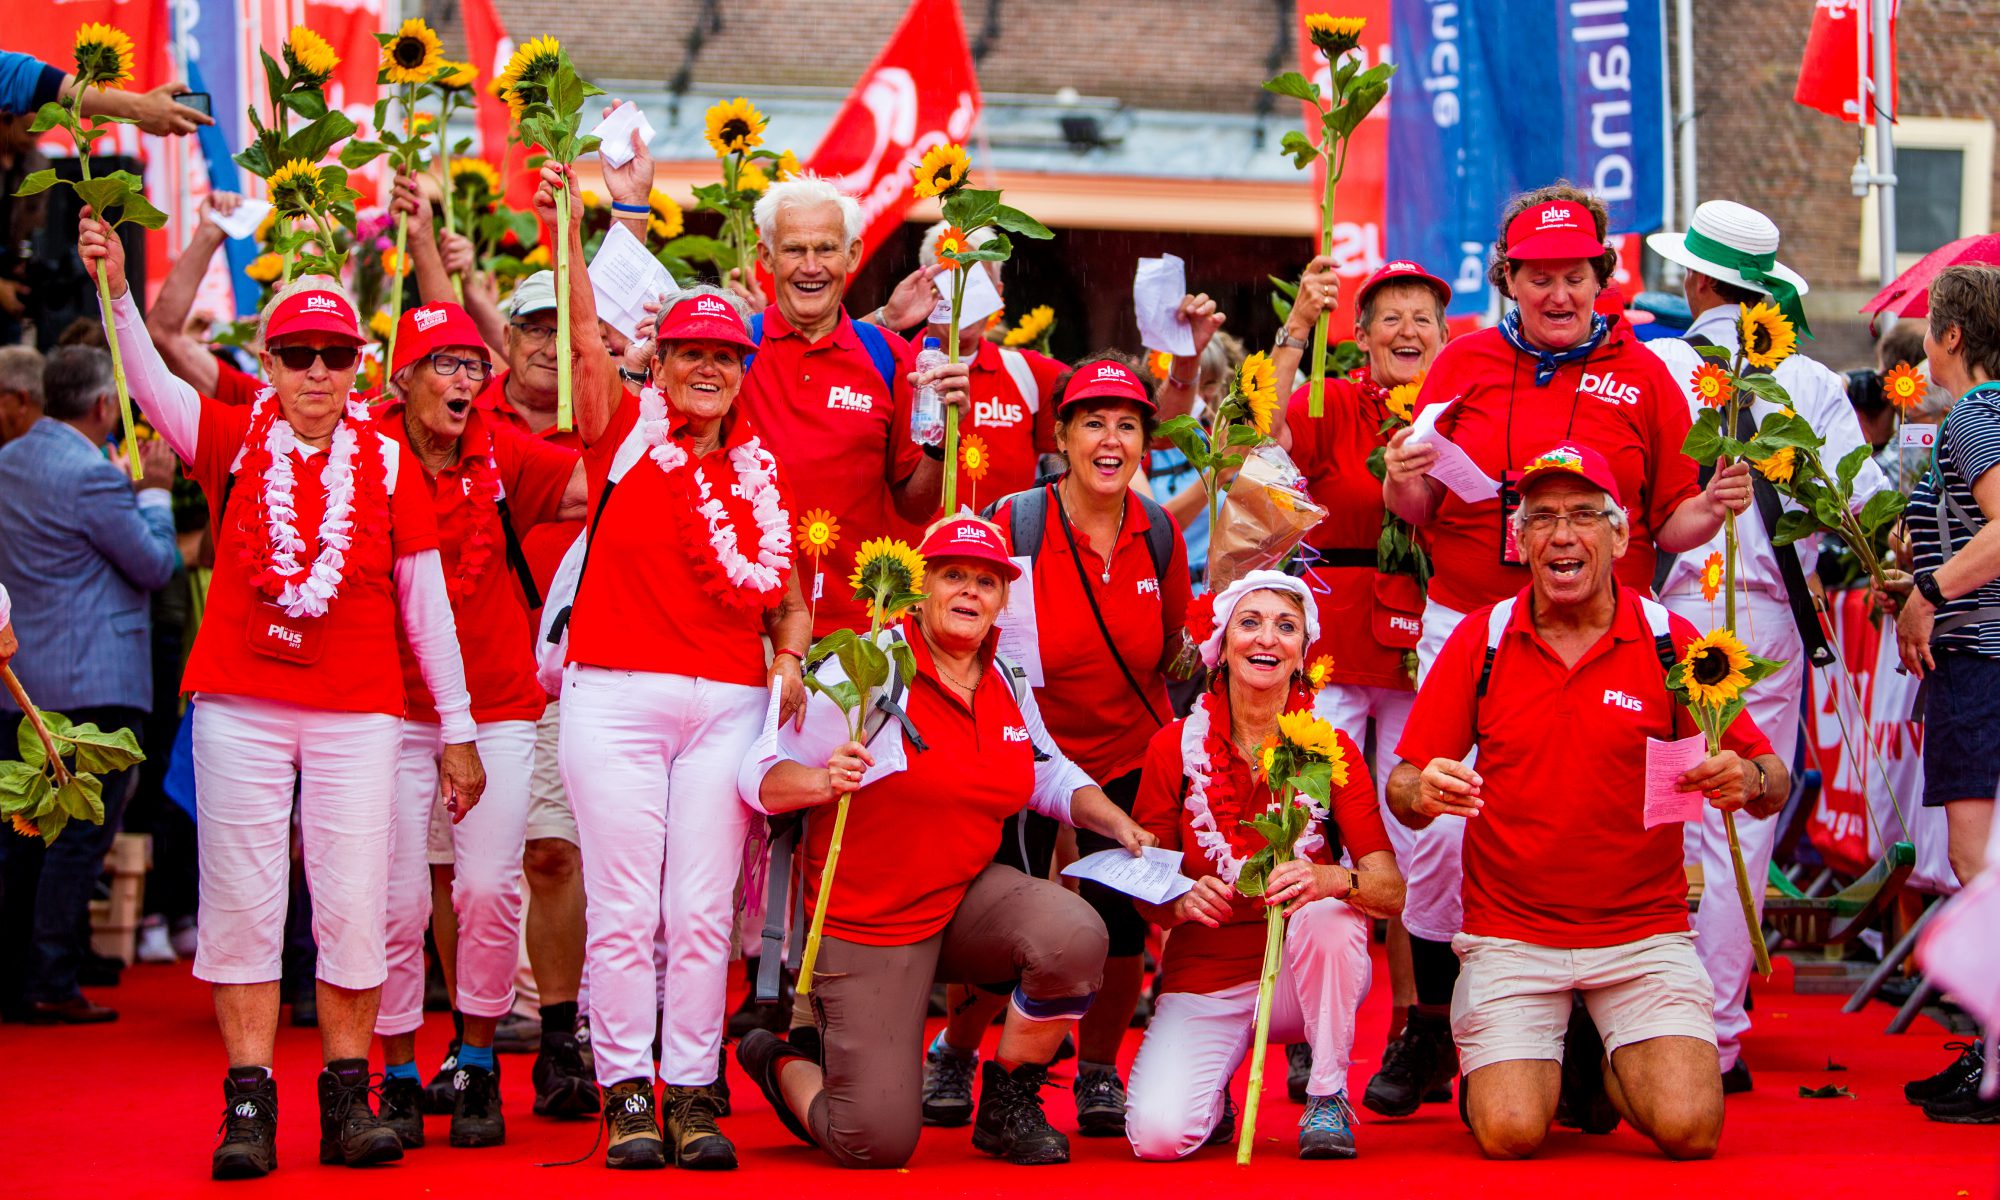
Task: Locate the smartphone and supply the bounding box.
[176,91,212,117]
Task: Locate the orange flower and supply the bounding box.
[1147,350,1173,382]
[933,224,972,270]
[1690,362,1730,409]
[1884,361,1927,410]
[960,434,990,481]
[796,508,840,555]
[1699,551,1724,602]
[8,813,37,838]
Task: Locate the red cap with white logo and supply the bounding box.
[918,517,1023,580]
[1057,359,1154,415]
[1518,442,1623,507]
[265,288,365,345]
[1503,200,1607,262]
[1357,259,1452,312]
[656,292,757,350]
[391,302,485,376]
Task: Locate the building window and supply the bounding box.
[1860,117,1995,279]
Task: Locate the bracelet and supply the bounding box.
[1167,370,1197,388]
[610,200,650,215]
[868,306,891,328]
[773,647,804,663]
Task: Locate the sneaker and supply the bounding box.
[379,1075,426,1148]
[491,1012,540,1054]
[1906,1041,1983,1106]
[1362,1007,1441,1118]
[170,915,199,960]
[1554,1001,1620,1135]
[971,1061,1069,1165]
[316,1058,403,1167]
[1072,1066,1127,1138]
[531,1031,599,1118]
[735,1030,817,1147]
[1298,1092,1359,1160]
[922,1037,978,1127]
[1205,1091,1238,1146]
[1721,1060,1753,1095]
[422,1041,461,1115]
[1922,1055,2000,1125]
[136,915,177,964]
[1286,1043,1313,1104]
[601,1078,666,1169]
[664,1083,737,1170]
[212,1068,278,1180]
[449,1063,505,1147]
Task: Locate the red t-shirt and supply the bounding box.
[1132,695,1392,995]
[212,357,264,407]
[963,341,1062,502]
[1412,322,1699,614]
[800,619,1038,946]
[992,485,1191,783]
[473,372,585,629]
[1395,585,1774,948]
[736,308,919,637]
[180,397,439,714]
[566,389,791,686]
[377,401,576,724]
[1286,374,1410,690]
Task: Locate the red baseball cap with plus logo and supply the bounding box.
[265,288,364,345]
[1057,359,1154,415]
[919,517,1023,580]
[1357,259,1453,311]
[1504,200,1607,262]
[1518,442,1623,507]
[391,302,485,376]
[656,292,757,351]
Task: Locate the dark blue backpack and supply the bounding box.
[745,311,900,394]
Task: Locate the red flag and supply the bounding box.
[1292,0,1391,335]
[1794,0,1897,124]
[804,0,980,266]
[460,0,543,216]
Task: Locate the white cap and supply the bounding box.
[1198,570,1321,669]
[506,270,558,317]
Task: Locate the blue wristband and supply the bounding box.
[610,201,649,215]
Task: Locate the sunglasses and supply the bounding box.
[270,344,361,372]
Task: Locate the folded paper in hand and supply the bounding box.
[1134,254,1195,357]
[588,101,657,169]
[211,199,272,242]
[1062,847,1195,905]
[1407,398,1501,503]
[1643,733,1709,830]
[928,263,1005,329]
[589,224,677,342]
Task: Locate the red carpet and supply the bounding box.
[5,952,1996,1200]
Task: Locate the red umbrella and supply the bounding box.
[1861,233,2000,322]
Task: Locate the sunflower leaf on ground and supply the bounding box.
[1798,1084,1854,1099]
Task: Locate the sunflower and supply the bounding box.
[648,189,685,240]
[381,247,404,276]
[1259,734,1280,779]
[1306,655,1335,692]
[1385,380,1420,422]
[382,18,444,86]
[960,434,990,481]
[1679,628,1753,709]
[284,26,340,88]
[774,149,803,181]
[267,159,327,216]
[1690,362,1731,409]
[703,97,766,157]
[933,224,972,270]
[451,157,504,206]
[1276,709,1340,760]
[1884,362,1927,410]
[1146,350,1173,382]
[368,309,395,340]
[409,110,436,134]
[1752,445,1796,484]
[9,813,37,838]
[73,23,136,91]
[436,60,478,92]
[913,143,970,199]
[1303,14,1367,58]
[580,190,602,210]
[737,162,771,195]
[1238,351,1278,436]
[849,537,927,618]
[797,508,841,555]
[523,245,551,268]
[496,36,563,118]
[1699,551,1724,603]
[1003,305,1054,348]
[1739,302,1796,370]
[245,253,283,284]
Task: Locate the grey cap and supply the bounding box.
[506,270,558,317]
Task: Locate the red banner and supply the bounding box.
[1293,0,1391,335]
[1794,0,1898,124]
[804,0,980,266]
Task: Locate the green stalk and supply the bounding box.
[555,182,573,431]
[1304,109,1349,420]
[385,212,409,376]
[941,269,966,516]
[1715,350,1769,976]
[72,103,139,482]
[1723,804,1772,976]
[798,605,887,995]
[1236,896,1286,1165]
[439,103,463,303]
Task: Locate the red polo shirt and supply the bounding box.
[1286,374,1411,690]
[566,388,791,686]
[992,485,1191,783]
[377,401,576,724]
[800,618,1037,946]
[736,307,919,637]
[213,357,264,407]
[181,396,438,715]
[1133,698,1391,995]
[473,372,585,628]
[963,340,1062,502]
[1412,322,1699,615]
[1395,585,1774,948]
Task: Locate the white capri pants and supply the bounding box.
[1314,683,1418,867]
[1401,597,1470,943]
[191,694,402,990]
[378,718,537,1036]
[1124,899,1372,1160]
[560,665,764,1088]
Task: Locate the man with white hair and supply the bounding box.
[1645,201,1887,1094]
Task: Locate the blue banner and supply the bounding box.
[180,2,259,317]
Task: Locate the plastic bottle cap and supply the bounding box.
[922,336,941,350]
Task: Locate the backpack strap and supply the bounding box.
[744,310,898,396]
[998,346,1040,414]
[493,494,544,610]
[992,653,1050,762]
[1138,492,1175,583]
[1638,595,1676,672]
[745,312,764,374]
[1474,597,1517,699]
[989,484,1047,561]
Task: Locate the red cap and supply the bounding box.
[656,292,756,350]
[1504,200,1607,262]
[1358,259,1452,311]
[264,289,364,345]
[1058,360,1154,414]
[391,302,486,377]
[918,517,1023,581]
[1518,443,1622,507]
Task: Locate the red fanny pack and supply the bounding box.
[245,600,328,665]
[1369,572,1425,650]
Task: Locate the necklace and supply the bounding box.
[1059,478,1125,584]
[921,629,983,695]
[634,386,793,610]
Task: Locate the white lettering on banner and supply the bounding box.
[975,398,1025,427]
[829,66,978,240]
[1423,1,1461,128]
[1570,0,1635,202]
[827,385,875,413]
[1002,726,1030,743]
[1329,222,1383,277]
[1603,688,1643,712]
[1580,370,1641,406]
[1136,577,1159,597]
[1453,239,1486,298]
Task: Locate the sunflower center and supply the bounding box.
[722,119,750,143]
[394,38,426,68]
[1690,648,1730,687]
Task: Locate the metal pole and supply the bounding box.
[1675,0,1697,228]
[1871,0,1898,286]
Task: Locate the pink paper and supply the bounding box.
[1643,734,1709,830]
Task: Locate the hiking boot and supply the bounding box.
[664,1083,738,1170]
[449,1063,504,1147]
[379,1075,425,1148]
[1907,1041,1983,1106]
[212,1068,278,1180]
[921,1036,978,1127]
[1286,1042,1313,1104]
[711,1045,732,1116]
[601,1078,666,1169]
[971,1061,1069,1165]
[1363,1006,1446,1117]
[1922,1055,2000,1125]
[1721,1060,1753,1095]
[531,1030,599,1118]
[1206,1090,1237,1146]
[1555,1000,1621,1135]
[316,1058,403,1167]
[1298,1092,1358,1160]
[1072,1065,1128,1138]
[421,1041,461,1115]
[737,1030,818,1146]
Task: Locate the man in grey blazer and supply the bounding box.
[0,344,178,1023]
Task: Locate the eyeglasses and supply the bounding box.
[270,344,360,372]
[423,353,493,382]
[1519,509,1615,534]
[509,322,558,347]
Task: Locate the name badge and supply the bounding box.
[1498,470,1526,566]
[1899,423,1937,450]
[245,600,328,665]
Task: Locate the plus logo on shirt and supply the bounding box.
[1580,370,1641,406]
[1135,577,1160,598]
[827,385,875,413]
[1602,688,1645,713]
[975,398,1026,428]
[1002,725,1030,742]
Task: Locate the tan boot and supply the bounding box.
[602,1078,665,1170]
[664,1083,737,1170]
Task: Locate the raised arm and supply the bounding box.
[393,174,467,314]
[1151,292,1225,425]
[145,194,238,397]
[83,212,203,460]
[533,164,623,446]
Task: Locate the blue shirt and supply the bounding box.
[1146,446,1208,583]
[0,51,65,117]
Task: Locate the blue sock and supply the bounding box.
[383,1061,420,1083]
[457,1043,496,1072]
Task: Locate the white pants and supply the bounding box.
[1664,585,1803,1071]
[1124,900,1372,1161]
[1314,683,1417,865]
[560,665,764,1087]
[377,719,536,1035]
[191,694,401,989]
[1401,597,1471,942]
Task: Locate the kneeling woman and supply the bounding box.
[736,517,1155,1169]
[1125,572,1405,1161]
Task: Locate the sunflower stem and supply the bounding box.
[1724,809,1773,976]
[555,184,573,432]
[438,100,464,304]
[1237,856,1288,1166]
[1305,130,1339,421]
[941,270,966,516]
[799,604,889,997]
[386,213,409,378]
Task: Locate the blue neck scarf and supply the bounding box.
[1500,308,1609,386]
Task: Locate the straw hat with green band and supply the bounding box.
[1647,200,1814,339]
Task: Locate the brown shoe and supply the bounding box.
[25,996,117,1024]
[664,1083,737,1170]
[602,1079,665,1170]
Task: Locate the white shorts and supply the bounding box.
[428,701,575,864]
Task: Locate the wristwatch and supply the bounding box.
[1914,567,1947,607]
[1341,867,1360,901]
[1274,329,1310,352]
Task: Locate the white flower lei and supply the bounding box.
[1181,690,1329,886]
[251,388,372,619]
[637,386,793,598]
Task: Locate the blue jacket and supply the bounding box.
[0,419,179,712]
[0,50,65,118]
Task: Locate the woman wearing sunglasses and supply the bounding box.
[80,213,484,1180]
[368,301,589,1150]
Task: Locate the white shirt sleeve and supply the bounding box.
[110,289,205,462]
[1803,359,1890,508]
[393,549,476,743]
[1020,681,1088,826]
[738,686,787,816]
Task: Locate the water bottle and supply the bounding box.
[911,336,947,446]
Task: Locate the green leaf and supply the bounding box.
[1279,128,1318,170]
[942,187,1001,232]
[1771,509,1820,547]
[13,168,60,199]
[261,49,288,109]
[53,773,104,825]
[1694,343,1733,363]
[801,675,859,713]
[1836,443,1871,492]
[1225,423,1265,448]
[0,758,38,800]
[63,722,143,776]
[280,89,328,120]
[1858,489,1907,538]
[1290,761,1333,807]
[290,111,358,163]
[339,139,385,170]
[1682,412,1728,464]
[1733,371,1794,409]
[36,808,68,845]
[73,175,135,220]
[1262,71,1322,103]
[991,205,1051,240]
[808,627,859,665]
[1329,340,1365,375]
[29,101,71,135]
